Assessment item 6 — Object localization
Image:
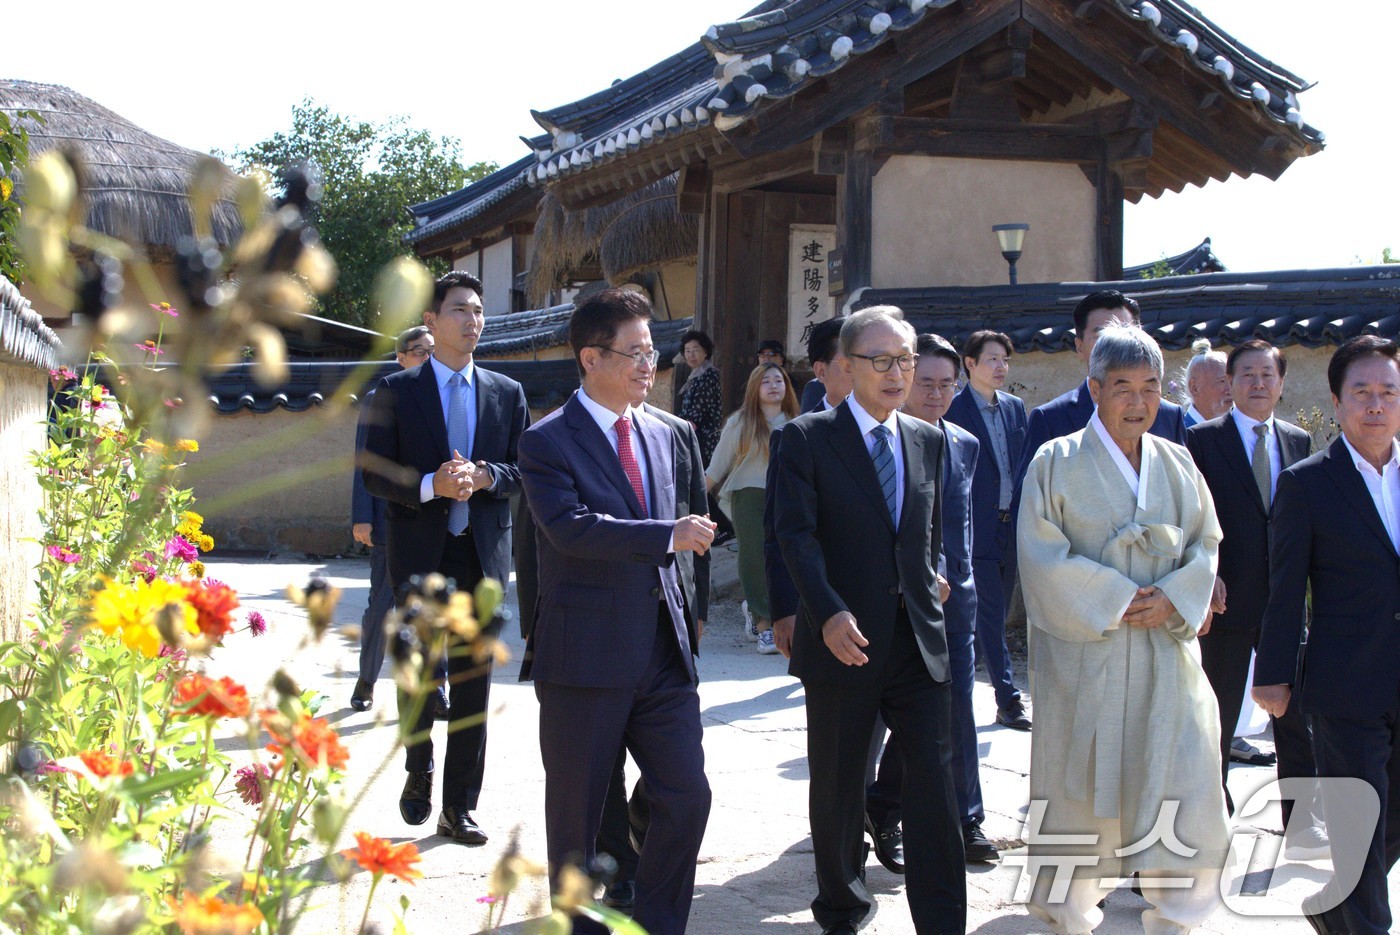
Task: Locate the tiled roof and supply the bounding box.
[855,266,1400,353]
[405,155,538,246]
[0,276,61,371]
[1123,237,1226,279]
[523,0,1322,187]
[475,303,695,358]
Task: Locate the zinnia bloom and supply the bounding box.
[134,341,165,356]
[175,674,250,719]
[166,892,263,935]
[45,545,80,564]
[234,764,270,806]
[164,535,198,564]
[79,749,134,779]
[175,439,199,453]
[263,711,349,772]
[88,577,199,658]
[184,580,240,641]
[341,832,423,884]
[245,611,267,637]
[151,302,180,318]
[189,560,206,579]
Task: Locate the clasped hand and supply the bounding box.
[432,449,477,501]
[1121,585,1176,629]
[673,514,717,554]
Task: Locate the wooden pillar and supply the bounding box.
[1094,157,1125,281]
[837,142,873,303]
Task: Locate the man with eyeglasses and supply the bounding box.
[349,325,448,716]
[757,338,786,369]
[946,330,1031,733]
[774,306,965,935]
[519,288,714,935]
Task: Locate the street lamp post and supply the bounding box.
[993,223,1030,285]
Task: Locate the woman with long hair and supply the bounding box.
[705,363,798,655]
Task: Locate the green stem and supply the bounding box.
[358,874,382,935]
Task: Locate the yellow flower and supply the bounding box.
[197,534,215,553]
[88,578,199,657]
[182,510,204,527]
[142,438,168,455]
[189,560,206,579]
[175,439,199,453]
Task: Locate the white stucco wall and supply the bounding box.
[871,156,1097,288]
[482,239,514,315]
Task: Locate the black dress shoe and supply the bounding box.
[349,679,373,712]
[995,705,1032,731]
[963,823,999,862]
[822,923,857,934]
[399,771,433,825]
[601,880,635,911]
[437,806,488,846]
[864,813,905,874]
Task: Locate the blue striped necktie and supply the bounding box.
[447,372,471,536]
[871,425,896,523]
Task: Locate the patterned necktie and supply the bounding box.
[871,425,897,523]
[615,417,648,516]
[1252,422,1272,510]
[446,373,471,535]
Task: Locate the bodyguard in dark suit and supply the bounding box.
[1018,292,1187,480]
[775,306,965,935]
[945,331,1030,731]
[350,325,440,713]
[519,288,714,935]
[1255,336,1400,935]
[362,271,530,845]
[1185,340,1319,845]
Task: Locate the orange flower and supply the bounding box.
[184,580,240,641]
[166,891,264,934]
[78,749,134,779]
[174,674,251,719]
[341,831,423,884]
[263,711,349,772]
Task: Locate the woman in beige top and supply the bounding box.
[705,363,798,654]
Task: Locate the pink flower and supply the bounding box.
[164,535,198,563]
[245,611,267,637]
[150,302,180,318]
[36,761,69,776]
[45,545,80,564]
[49,367,78,381]
[234,764,271,805]
[134,341,165,356]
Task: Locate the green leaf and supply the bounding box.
[119,767,205,800]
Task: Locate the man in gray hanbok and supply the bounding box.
[1018,323,1229,934]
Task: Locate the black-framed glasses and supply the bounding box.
[402,346,432,358]
[590,345,659,368]
[851,353,919,373]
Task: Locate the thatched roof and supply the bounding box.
[0,79,242,250]
[527,174,697,304]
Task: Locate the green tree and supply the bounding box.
[226,100,495,327]
[0,108,41,283]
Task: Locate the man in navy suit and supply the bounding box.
[1255,336,1400,935]
[775,306,965,935]
[901,333,996,862]
[945,330,1030,731]
[1186,340,1321,853]
[349,325,448,715]
[362,271,530,845]
[519,288,714,935]
[1019,291,1187,474]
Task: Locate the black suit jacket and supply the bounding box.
[1257,437,1400,718]
[361,361,529,588]
[944,384,1026,561]
[774,401,949,686]
[1186,412,1311,631]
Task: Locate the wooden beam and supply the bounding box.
[718,0,1021,159]
[676,165,710,215]
[862,115,1115,163]
[813,125,850,176]
[712,144,812,193]
[1095,158,1124,280]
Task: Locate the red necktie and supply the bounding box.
[614,416,648,516]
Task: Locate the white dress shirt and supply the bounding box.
[1090,411,1152,513]
[1341,433,1400,552]
[418,355,478,503]
[848,395,905,527]
[1231,407,1283,501]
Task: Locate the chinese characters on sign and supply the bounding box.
[787,224,837,358]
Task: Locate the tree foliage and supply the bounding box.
[0,108,41,283]
[226,100,495,327]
